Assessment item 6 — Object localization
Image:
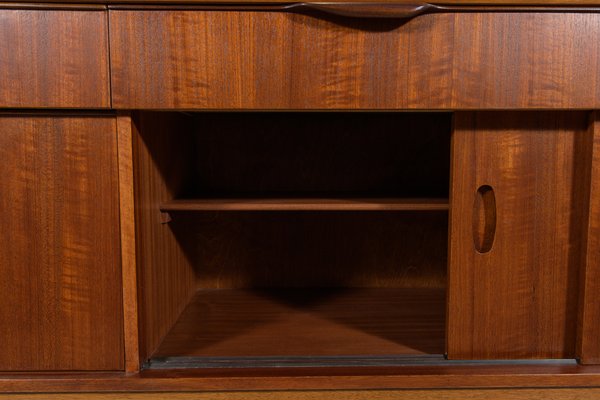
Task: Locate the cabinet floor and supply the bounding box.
[151,287,446,361]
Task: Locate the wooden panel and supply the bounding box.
[171,212,448,289]
[409,13,600,109]
[578,112,600,364]
[131,110,449,290]
[132,112,197,362]
[448,112,589,359]
[110,11,600,110]
[117,113,141,372]
[4,364,600,392]
[4,388,600,400]
[154,288,445,358]
[0,10,109,108]
[109,10,411,109]
[0,115,123,371]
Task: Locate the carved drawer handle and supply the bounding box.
[473,185,496,254]
[289,2,435,19]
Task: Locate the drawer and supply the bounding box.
[0,9,110,108]
[109,10,600,110]
[109,10,412,109]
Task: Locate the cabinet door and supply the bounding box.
[448,111,588,359]
[0,115,123,371]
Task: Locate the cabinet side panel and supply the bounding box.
[448,111,587,359]
[132,112,197,361]
[0,10,110,108]
[578,112,600,364]
[0,115,123,371]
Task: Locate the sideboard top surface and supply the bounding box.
[3,0,600,6]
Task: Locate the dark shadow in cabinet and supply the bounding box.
[132,111,451,366]
[191,112,449,198]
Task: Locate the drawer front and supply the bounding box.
[110,10,411,109]
[410,13,600,109]
[0,10,110,108]
[0,115,123,371]
[110,10,600,110]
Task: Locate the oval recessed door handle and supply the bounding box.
[473,185,496,254]
[287,2,435,19]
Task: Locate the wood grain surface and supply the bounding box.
[118,113,141,373]
[448,112,589,359]
[110,11,600,109]
[409,13,600,108]
[133,111,449,290]
[132,112,198,363]
[3,363,600,392]
[0,10,109,108]
[0,114,123,370]
[109,10,412,109]
[153,288,446,358]
[171,212,448,289]
[578,112,600,364]
[3,388,600,400]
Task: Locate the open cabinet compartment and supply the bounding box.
[132,111,452,368]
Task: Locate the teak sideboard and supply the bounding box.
[2,0,600,398]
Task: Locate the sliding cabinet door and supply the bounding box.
[0,114,123,370]
[447,111,589,359]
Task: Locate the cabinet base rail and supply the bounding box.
[145,356,576,369]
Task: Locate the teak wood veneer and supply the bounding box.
[448,111,588,359]
[0,10,109,108]
[110,11,600,109]
[2,1,600,398]
[0,114,123,371]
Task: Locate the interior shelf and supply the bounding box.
[150,288,446,363]
[160,198,450,212]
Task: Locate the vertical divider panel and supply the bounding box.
[117,112,141,373]
[578,112,600,365]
